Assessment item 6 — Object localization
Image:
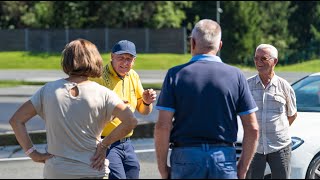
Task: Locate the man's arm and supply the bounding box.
[137,98,153,115]
[137,88,157,115]
[154,110,173,179]
[285,83,297,126]
[237,112,259,179]
[288,112,297,126]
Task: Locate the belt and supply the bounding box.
[170,141,234,148]
[101,136,130,144]
[117,137,130,143]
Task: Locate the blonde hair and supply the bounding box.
[61,39,103,78]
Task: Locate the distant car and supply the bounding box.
[237,72,320,179]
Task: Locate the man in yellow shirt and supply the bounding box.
[91,40,157,179]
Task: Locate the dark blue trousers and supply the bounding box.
[106,139,140,179]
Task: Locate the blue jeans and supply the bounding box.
[106,139,140,179]
[170,144,237,179]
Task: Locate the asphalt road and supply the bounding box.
[0,71,311,133]
[0,95,159,134]
[0,69,167,84]
[0,152,161,179]
[0,138,161,179]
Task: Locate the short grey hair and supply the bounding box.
[255,44,278,59]
[191,19,221,52]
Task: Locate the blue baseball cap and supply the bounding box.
[111,40,137,57]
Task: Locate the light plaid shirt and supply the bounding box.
[247,74,297,154]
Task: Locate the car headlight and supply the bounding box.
[291,137,304,151]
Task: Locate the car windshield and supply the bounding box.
[292,75,320,112]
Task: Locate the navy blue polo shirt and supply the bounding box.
[156,54,258,144]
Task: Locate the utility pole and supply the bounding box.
[216,1,220,25]
[216,1,223,56]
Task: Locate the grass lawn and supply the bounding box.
[0,80,163,89]
[0,51,319,88]
[276,60,320,72]
[0,51,193,70]
[0,51,319,72]
[0,80,46,88]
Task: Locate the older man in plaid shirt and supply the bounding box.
[246,44,298,179]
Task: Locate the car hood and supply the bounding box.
[289,112,320,138]
[236,111,319,143]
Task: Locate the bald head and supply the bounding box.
[191,19,222,54]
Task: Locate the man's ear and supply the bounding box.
[274,57,278,65]
[111,53,114,61]
[191,38,196,51]
[218,41,222,51]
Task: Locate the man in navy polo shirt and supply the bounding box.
[154,19,260,179]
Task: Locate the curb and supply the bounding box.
[0,95,31,97]
[0,122,155,146]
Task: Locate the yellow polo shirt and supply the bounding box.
[90,62,144,137]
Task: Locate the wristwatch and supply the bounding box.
[143,101,151,106]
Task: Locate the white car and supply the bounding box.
[237,72,320,179]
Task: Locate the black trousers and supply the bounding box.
[246,144,291,179]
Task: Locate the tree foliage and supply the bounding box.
[22,1,54,28]
[184,1,295,65]
[0,1,192,29]
[257,1,296,65]
[220,1,262,64]
[0,1,34,29]
[0,1,319,65]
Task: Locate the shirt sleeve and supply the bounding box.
[155,69,175,112]
[30,86,45,119]
[286,85,297,117]
[135,74,144,101]
[237,72,258,115]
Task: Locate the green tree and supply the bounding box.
[0,1,100,29]
[295,2,320,61]
[185,1,295,65]
[50,1,97,28]
[184,1,263,64]
[149,1,192,28]
[257,1,296,65]
[21,1,54,28]
[0,1,192,29]
[96,1,191,28]
[182,1,215,52]
[183,1,220,37]
[0,1,35,29]
[288,2,317,51]
[220,1,262,65]
[95,1,144,28]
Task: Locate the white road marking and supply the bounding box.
[135,149,155,153]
